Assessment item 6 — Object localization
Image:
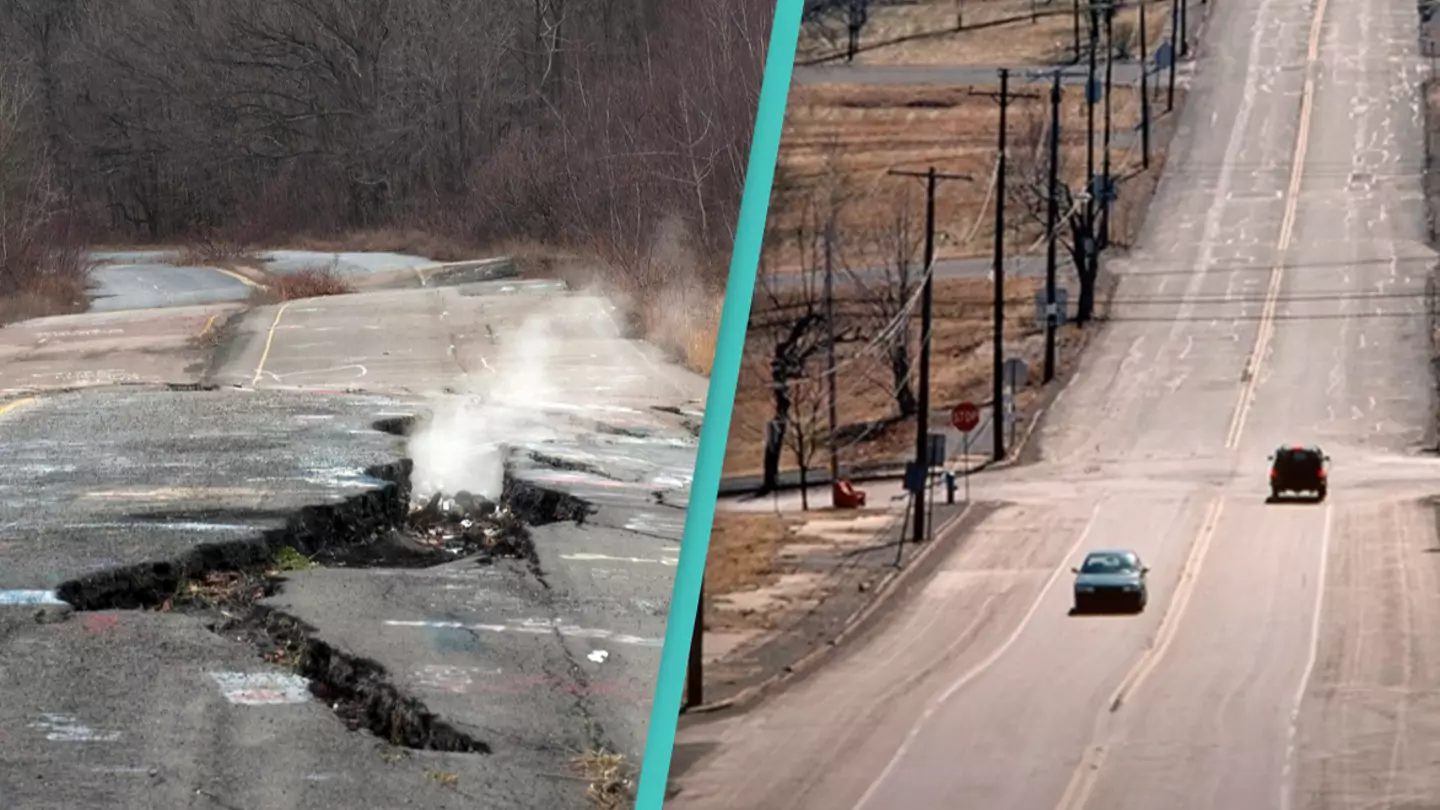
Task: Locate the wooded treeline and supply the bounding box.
[0,0,771,299]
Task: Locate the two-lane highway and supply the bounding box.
[667,0,1440,802]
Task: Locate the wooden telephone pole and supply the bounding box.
[888,166,971,543]
[970,69,1039,462]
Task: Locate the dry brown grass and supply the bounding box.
[702,512,802,612]
[723,276,1062,477]
[252,266,354,303]
[728,77,1184,479]
[800,0,1174,67]
[572,750,635,810]
[770,82,1147,270]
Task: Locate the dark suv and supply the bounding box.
[1268,445,1330,502]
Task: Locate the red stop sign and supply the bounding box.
[951,402,980,432]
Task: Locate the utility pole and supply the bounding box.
[1072,0,1082,62]
[824,219,840,504]
[686,584,704,709]
[1179,0,1189,57]
[888,166,971,544]
[1100,1,1115,248]
[1167,0,1179,110]
[1139,0,1151,169]
[1086,4,1099,241]
[971,70,1039,462]
[1043,71,1062,384]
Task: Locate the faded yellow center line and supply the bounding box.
[250,301,293,387]
[1224,0,1331,450]
[1053,496,1227,810]
[197,314,219,339]
[209,266,267,290]
[0,397,37,418]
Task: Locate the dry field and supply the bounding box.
[767,81,1152,270]
[799,0,1177,68]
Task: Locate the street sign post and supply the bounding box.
[951,402,980,503]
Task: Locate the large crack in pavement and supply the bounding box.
[0,385,689,807]
[37,422,632,801]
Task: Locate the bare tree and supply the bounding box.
[1007,108,1108,324]
[780,372,829,510]
[802,0,872,63]
[749,189,864,493]
[847,185,922,418]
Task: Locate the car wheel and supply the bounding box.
[1074,596,1087,614]
[1317,486,1327,502]
[1135,593,1146,613]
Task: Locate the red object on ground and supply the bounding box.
[952,402,981,432]
[833,479,867,509]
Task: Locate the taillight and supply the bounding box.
[1270,469,1277,478]
[1317,469,1326,478]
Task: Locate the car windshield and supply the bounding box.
[1080,554,1137,574]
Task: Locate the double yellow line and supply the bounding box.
[1054,496,1226,810]
[1057,0,1331,803]
[1224,0,1329,451]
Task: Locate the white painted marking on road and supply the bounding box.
[65,522,258,532]
[29,714,121,742]
[588,649,610,664]
[1279,502,1332,810]
[209,671,312,705]
[0,590,64,606]
[561,553,678,566]
[384,619,663,647]
[852,499,1108,810]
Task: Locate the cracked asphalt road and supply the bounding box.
[667,0,1440,807]
[0,267,701,808]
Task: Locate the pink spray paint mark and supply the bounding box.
[82,615,120,634]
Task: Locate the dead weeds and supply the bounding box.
[251,265,354,303]
[572,749,635,810]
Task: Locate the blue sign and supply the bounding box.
[1086,77,1104,104]
[1155,42,1174,70]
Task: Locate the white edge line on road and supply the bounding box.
[1279,500,1332,810]
[850,498,1108,810]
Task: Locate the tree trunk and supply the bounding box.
[888,343,918,416]
[762,369,792,492]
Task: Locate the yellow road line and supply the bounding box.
[0,397,37,418]
[1225,0,1330,450]
[1054,496,1227,810]
[250,301,293,387]
[197,314,219,339]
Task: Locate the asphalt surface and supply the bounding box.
[668,0,1440,807]
[88,259,254,312]
[0,264,702,806]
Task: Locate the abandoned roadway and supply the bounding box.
[667,0,1440,806]
[0,264,703,808]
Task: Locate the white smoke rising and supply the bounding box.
[407,309,564,502]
